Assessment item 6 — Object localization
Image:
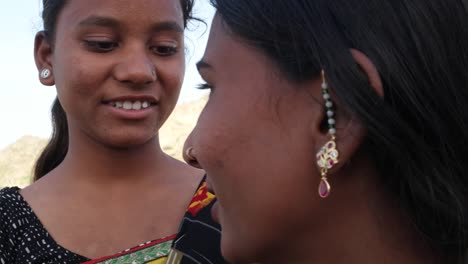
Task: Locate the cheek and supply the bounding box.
[191,97,252,158]
[54,51,104,97]
[160,55,185,91]
[157,57,185,119]
[191,99,320,259]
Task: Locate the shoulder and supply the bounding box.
[0,186,21,197]
[0,187,23,220]
[0,187,31,231]
[164,154,205,192]
[0,187,39,236]
[0,187,23,262]
[166,154,205,180]
[0,186,22,200]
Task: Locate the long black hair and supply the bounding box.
[33,0,197,181]
[211,0,468,262]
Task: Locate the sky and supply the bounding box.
[0,0,214,149]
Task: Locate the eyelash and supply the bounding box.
[83,41,178,56]
[196,83,213,90]
[151,46,178,56]
[84,40,118,53]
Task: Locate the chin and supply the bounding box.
[221,230,261,264]
[100,133,156,149]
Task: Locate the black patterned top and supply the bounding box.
[0,187,88,263]
[0,178,225,264]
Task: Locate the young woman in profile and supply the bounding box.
[183,0,468,263]
[0,0,224,263]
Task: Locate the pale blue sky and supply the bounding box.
[0,0,214,149]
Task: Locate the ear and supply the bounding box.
[350,48,384,98]
[313,49,383,174]
[34,31,55,86]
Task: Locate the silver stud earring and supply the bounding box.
[40,69,51,79]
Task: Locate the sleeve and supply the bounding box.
[0,188,14,264]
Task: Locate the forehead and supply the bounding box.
[204,15,235,60]
[57,0,184,29]
[202,15,274,74]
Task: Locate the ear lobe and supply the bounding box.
[350,48,384,98]
[312,69,367,175]
[34,31,55,86]
[314,112,366,176]
[326,116,366,173]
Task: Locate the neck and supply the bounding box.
[265,153,443,264]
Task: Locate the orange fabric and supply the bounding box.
[187,182,216,216]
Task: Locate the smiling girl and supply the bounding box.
[0,0,224,263]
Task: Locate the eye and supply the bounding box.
[196,83,213,90]
[83,40,118,53]
[151,45,178,56]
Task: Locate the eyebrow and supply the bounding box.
[79,16,120,28]
[196,60,213,71]
[78,16,183,33]
[151,21,184,33]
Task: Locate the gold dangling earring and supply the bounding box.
[316,70,339,198]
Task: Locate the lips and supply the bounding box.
[109,100,152,110]
[205,177,221,223]
[101,95,159,120]
[103,95,158,110]
[211,200,220,223]
[205,177,216,195]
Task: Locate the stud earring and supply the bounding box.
[40,68,51,79]
[316,70,339,198]
[185,147,196,161]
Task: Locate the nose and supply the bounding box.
[113,49,157,85]
[183,133,202,169]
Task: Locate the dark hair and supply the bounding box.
[211,0,468,262]
[33,0,197,181]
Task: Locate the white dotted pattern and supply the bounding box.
[0,187,88,263]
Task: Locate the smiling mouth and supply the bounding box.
[107,100,156,110]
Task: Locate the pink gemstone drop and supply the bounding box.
[318,179,330,198]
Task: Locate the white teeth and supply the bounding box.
[132,101,142,110]
[123,101,133,110]
[111,100,151,110]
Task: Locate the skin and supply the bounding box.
[183,14,442,264]
[22,0,203,259]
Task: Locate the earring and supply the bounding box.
[316,70,339,198]
[40,68,51,79]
